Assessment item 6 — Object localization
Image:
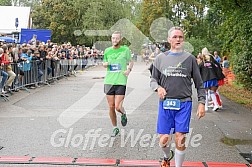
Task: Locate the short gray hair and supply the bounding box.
[168,26,184,37]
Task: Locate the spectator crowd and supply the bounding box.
[0,40,104,99]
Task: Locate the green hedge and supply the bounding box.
[186,37,214,57]
[221,11,252,91]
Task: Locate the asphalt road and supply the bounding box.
[0,62,251,166]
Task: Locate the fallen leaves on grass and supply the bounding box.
[219,84,252,110]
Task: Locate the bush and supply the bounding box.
[222,12,252,91]
[233,50,252,91]
[186,37,214,56]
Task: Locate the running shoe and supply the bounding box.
[111,127,120,137]
[160,159,170,167]
[121,113,127,126]
[213,106,219,111]
[160,150,174,167]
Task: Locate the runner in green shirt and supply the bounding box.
[103,31,134,137]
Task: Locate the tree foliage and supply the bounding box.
[0,0,11,5]
[7,0,250,90]
[139,0,208,44]
[31,0,136,46]
[219,9,252,91]
[186,37,213,56]
[138,0,252,91]
[0,0,41,7]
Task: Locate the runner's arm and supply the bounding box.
[150,57,161,91]
[191,57,205,104]
[103,49,109,68]
[127,60,134,72]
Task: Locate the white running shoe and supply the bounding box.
[213,106,219,111]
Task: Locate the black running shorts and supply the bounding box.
[104,84,126,95]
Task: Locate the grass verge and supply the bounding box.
[218,82,252,110]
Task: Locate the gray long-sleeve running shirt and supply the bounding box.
[150,51,205,104]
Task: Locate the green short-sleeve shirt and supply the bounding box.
[103,46,131,85]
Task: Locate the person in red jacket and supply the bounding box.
[0,48,9,95]
[1,45,16,93]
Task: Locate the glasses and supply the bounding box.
[172,35,184,40]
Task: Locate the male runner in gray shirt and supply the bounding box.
[150,26,205,167]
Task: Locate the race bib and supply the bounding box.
[163,99,181,110]
[110,64,121,72]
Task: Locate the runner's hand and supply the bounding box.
[124,69,131,76]
[196,103,205,119]
[103,62,109,68]
[157,87,167,99]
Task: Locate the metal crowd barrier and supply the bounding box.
[0,57,103,101]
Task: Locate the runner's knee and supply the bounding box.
[109,104,115,111]
[115,105,121,112]
[159,135,170,147]
[175,133,186,150]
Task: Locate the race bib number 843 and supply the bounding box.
[163,99,181,110]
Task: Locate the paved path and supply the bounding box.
[0,62,251,166]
